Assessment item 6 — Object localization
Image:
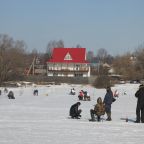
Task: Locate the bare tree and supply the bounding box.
[87,51,94,62]
[97,48,108,63]
[112,53,138,80]
[46,40,64,60]
[0,34,27,85]
[0,35,13,84]
[76,44,82,48]
[134,48,144,79]
[57,40,64,48]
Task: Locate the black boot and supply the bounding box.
[134,120,140,123]
[106,112,112,121]
[106,117,112,121]
[90,109,95,121]
[97,116,101,122]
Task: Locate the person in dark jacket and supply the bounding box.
[103,87,114,121]
[69,102,82,119]
[8,91,15,99]
[135,84,144,123]
[33,89,38,96]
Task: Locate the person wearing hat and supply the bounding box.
[7,90,15,99]
[69,102,82,119]
[90,97,105,121]
[135,84,144,123]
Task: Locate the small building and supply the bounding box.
[47,48,90,77]
[25,57,47,76]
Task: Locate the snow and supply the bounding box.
[0,83,144,144]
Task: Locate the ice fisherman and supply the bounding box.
[90,97,105,121]
[103,87,114,121]
[135,84,144,123]
[69,102,82,119]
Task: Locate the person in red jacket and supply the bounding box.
[78,90,84,100]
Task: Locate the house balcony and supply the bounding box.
[47,68,89,72]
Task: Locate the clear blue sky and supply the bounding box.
[0,0,144,56]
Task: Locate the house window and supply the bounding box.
[53,72,58,76]
[64,52,72,60]
[74,73,83,77]
[76,64,80,70]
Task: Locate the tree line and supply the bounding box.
[0,34,144,85]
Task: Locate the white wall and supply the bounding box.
[47,63,90,77]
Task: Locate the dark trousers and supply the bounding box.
[136,103,144,123]
[71,110,81,118]
[141,107,144,123]
[90,109,100,121]
[78,96,83,100]
[136,103,140,122]
[105,105,112,120]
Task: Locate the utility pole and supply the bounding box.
[27,57,36,76]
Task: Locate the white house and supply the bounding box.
[47,48,90,77]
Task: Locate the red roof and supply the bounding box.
[47,48,89,63]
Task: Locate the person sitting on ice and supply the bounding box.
[113,89,119,97]
[86,92,91,101]
[33,89,38,96]
[4,87,8,93]
[78,90,84,100]
[8,91,15,99]
[83,91,87,100]
[124,91,127,95]
[69,102,82,119]
[70,88,76,95]
[90,97,105,121]
[84,91,91,101]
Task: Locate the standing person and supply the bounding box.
[69,102,82,119]
[135,84,144,123]
[103,87,114,121]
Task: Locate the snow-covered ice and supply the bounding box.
[0,83,144,144]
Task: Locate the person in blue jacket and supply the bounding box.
[103,87,114,121]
